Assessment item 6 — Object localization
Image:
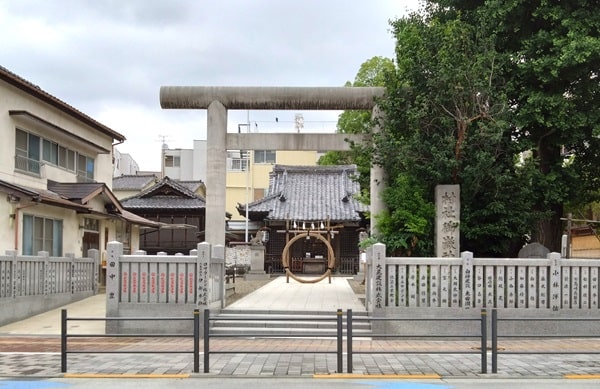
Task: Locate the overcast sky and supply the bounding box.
[1,0,419,171]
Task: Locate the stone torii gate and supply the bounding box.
[160,86,385,247]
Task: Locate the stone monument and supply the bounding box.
[518,242,550,258]
[245,244,269,281]
[435,185,460,257]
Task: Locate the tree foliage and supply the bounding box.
[375,6,538,257]
[373,0,600,255]
[435,0,600,251]
[318,56,394,197]
[487,0,600,251]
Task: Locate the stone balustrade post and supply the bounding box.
[106,241,123,333]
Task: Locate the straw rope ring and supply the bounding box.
[281,232,335,284]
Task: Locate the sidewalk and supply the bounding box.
[0,293,106,336]
[1,276,600,378]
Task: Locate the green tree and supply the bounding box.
[433,0,600,252]
[319,56,394,197]
[375,7,537,256]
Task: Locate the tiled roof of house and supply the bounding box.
[0,179,91,212]
[113,174,159,190]
[177,180,205,194]
[239,164,367,222]
[0,179,158,227]
[0,66,125,142]
[46,180,159,227]
[47,181,108,204]
[120,176,206,210]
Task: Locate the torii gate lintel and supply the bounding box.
[159,86,386,248]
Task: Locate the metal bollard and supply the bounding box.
[347,309,353,374]
[481,309,487,374]
[204,309,210,373]
[193,309,200,373]
[337,309,343,373]
[61,309,67,373]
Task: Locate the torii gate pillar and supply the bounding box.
[160,86,386,247]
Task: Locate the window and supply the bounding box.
[59,146,76,171]
[42,139,59,164]
[17,129,79,174]
[22,215,63,256]
[82,218,99,231]
[228,158,249,171]
[77,154,95,182]
[254,150,276,164]
[164,155,180,167]
[15,129,41,174]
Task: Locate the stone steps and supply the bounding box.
[209,309,372,337]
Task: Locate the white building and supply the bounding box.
[113,148,140,177]
[0,66,157,258]
[162,140,207,181]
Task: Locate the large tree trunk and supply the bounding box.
[533,204,563,253]
[532,135,564,252]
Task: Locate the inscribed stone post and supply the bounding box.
[106,241,122,333]
[435,185,460,258]
[461,251,473,309]
[196,242,210,307]
[365,245,373,312]
[372,243,386,313]
[548,252,561,311]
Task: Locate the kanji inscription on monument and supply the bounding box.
[435,185,460,257]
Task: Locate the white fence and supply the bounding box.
[105,241,225,334]
[0,250,99,326]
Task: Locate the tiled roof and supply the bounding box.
[0,179,159,227]
[239,164,367,222]
[0,180,90,212]
[120,176,206,210]
[113,174,159,190]
[47,181,107,204]
[177,180,205,194]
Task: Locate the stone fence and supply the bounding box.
[105,241,225,334]
[365,243,600,336]
[0,249,99,326]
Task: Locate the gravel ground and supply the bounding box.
[225,278,273,306]
[225,276,365,306]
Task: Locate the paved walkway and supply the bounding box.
[1,276,600,378]
[226,275,367,312]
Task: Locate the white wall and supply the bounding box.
[0,77,118,255]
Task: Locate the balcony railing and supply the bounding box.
[14,155,41,175]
